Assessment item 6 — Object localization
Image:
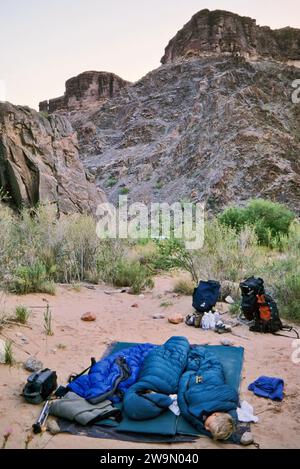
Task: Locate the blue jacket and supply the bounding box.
[178,347,239,435]
[123,336,190,420]
[68,343,154,402]
[248,376,284,401]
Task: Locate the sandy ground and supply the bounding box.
[0,275,299,450]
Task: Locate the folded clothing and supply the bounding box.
[49,392,121,425]
[248,376,284,401]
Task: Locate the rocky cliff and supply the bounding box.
[0,102,105,214]
[161,9,300,64]
[39,71,130,114]
[74,55,300,214]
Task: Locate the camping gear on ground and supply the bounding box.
[248,376,284,401]
[22,368,57,404]
[177,346,239,437]
[123,337,189,421]
[68,343,155,404]
[53,340,246,444]
[215,321,232,334]
[240,276,299,338]
[192,280,221,313]
[49,392,122,425]
[201,311,221,330]
[237,401,259,423]
[32,400,51,434]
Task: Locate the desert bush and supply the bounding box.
[4,341,14,365]
[219,199,295,247]
[9,262,56,295]
[14,305,31,324]
[173,278,195,296]
[110,259,154,294]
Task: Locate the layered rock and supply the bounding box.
[39,71,130,114]
[76,56,300,214]
[0,102,105,214]
[161,9,300,64]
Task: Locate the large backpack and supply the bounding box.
[192,280,221,313]
[240,277,283,334]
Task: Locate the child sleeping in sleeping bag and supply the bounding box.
[177,346,239,440]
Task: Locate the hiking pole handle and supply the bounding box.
[32,400,51,434]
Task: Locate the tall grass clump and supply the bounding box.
[14,305,31,324]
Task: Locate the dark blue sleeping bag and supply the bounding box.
[178,346,239,436]
[123,336,190,420]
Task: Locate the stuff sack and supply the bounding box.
[192,280,221,313]
[22,368,57,404]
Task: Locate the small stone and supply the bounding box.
[220,338,234,346]
[81,312,96,321]
[153,314,165,320]
[16,332,23,338]
[131,303,139,308]
[168,315,184,325]
[240,432,254,446]
[24,357,43,372]
[47,419,60,435]
[138,294,145,299]
[51,348,57,354]
[225,295,235,305]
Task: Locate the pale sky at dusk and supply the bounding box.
[1,0,300,109]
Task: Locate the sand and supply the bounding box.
[0,276,299,449]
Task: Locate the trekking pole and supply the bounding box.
[32,400,51,434]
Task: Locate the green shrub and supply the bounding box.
[9,262,55,295]
[219,199,295,247]
[111,259,154,294]
[106,177,118,188]
[119,187,129,195]
[14,305,31,324]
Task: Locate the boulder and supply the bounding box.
[24,357,43,372]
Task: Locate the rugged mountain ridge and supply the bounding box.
[73,56,300,213]
[0,102,105,214]
[39,71,130,114]
[161,9,300,65]
[2,9,300,215]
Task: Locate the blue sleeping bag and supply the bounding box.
[178,346,239,436]
[68,343,155,403]
[123,336,190,420]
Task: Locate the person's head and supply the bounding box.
[204,412,235,441]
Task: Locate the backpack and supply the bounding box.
[192,280,221,313]
[239,277,298,337]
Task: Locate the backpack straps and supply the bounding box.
[273,326,299,339]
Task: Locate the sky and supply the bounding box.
[1,0,300,109]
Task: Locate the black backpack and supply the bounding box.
[192,280,221,313]
[240,277,298,337]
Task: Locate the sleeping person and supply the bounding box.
[178,347,239,441]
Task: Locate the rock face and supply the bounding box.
[76,55,300,214]
[161,9,300,64]
[39,71,130,114]
[0,102,105,214]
